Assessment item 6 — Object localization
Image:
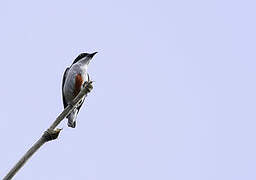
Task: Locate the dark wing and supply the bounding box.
[62,67,70,108]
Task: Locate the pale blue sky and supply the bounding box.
[1,0,256,179]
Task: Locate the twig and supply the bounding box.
[3,81,93,180]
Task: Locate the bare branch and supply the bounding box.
[3,81,93,180]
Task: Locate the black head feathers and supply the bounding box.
[72,53,89,65]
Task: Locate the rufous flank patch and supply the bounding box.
[74,74,83,97]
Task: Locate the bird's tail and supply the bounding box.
[67,109,78,128]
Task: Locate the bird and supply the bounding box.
[62,52,97,128]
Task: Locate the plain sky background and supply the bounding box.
[0,0,256,179]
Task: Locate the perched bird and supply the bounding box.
[62,52,97,128]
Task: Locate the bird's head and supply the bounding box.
[72,52,97,65]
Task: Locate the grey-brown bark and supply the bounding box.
[3,81,93,180]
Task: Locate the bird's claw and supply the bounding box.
[82,73,93,92]
[83,81,93,92]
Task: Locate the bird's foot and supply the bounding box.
[83,80,93,93]
[82,73,93,92]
